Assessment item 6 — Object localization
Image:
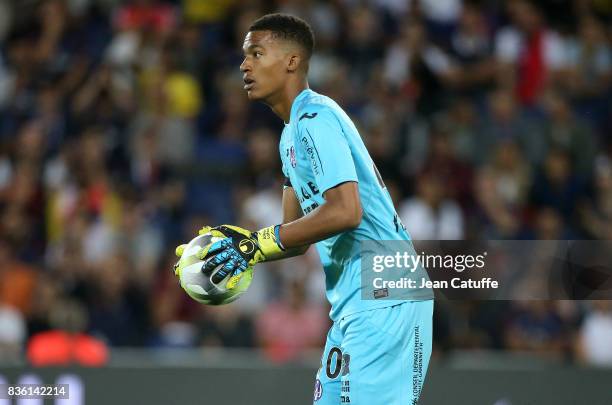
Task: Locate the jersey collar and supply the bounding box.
[286,88,312,125]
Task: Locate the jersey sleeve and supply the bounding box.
[297,107,358,194]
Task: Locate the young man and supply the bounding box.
[178,14,434,405]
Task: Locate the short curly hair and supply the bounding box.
[249,13,315,59]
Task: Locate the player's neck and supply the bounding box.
[268,81,309,124]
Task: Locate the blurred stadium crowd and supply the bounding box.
[0,0,611,367]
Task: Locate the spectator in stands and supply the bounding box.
[482,89,546,165]
[27,299,108,367]
[483,140,532,212]
[420,130,474,206]
[0,239,37,317]
[87,252,151,346]
[440,99,486,166]
[564,15,611,130]
[542,91,596,179]
[504,301,567,358]
[576,301,612,367]
[399,173,464,240]
[530,149,586,219]
[196,304,255,349]
[495,0,568,105]
[474,166,522,239]
[383,19,459,115]
[448,2,495,99]
[339,4,385,84]
[580,155,612,239]
[256,280,328,363]
[0,305,26,363]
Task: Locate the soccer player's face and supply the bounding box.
[240,31,289,101]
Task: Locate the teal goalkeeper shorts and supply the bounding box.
[313,300,434,405]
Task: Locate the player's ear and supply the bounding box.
[287,53,301,73]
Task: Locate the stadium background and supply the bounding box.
[0,0,611,404]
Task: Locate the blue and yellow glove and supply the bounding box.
[173,226,217,277]
[201,224,285,288]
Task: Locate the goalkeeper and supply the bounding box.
[176,13,434,405]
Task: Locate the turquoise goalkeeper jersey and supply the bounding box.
[279,89,433,321]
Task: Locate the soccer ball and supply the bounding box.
[176,233,253,305]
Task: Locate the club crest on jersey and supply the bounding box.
[289,146,297,168]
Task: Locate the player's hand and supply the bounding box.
[175,244,187,258]
[173,244,187,278]
[171,225,236,278]
[201,224,285,288]
[173,225,217,277]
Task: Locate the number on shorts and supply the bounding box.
[326,347,342,379]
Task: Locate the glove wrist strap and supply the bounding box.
[273,224,285,250]
[256,225,286,261]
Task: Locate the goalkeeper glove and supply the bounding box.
[201,224,285,288]
[173,226,216,277]
[174,226,221,260]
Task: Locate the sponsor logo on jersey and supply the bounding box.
[299,112,318,120]
[313,379,323,401]
[301,133,323,176]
